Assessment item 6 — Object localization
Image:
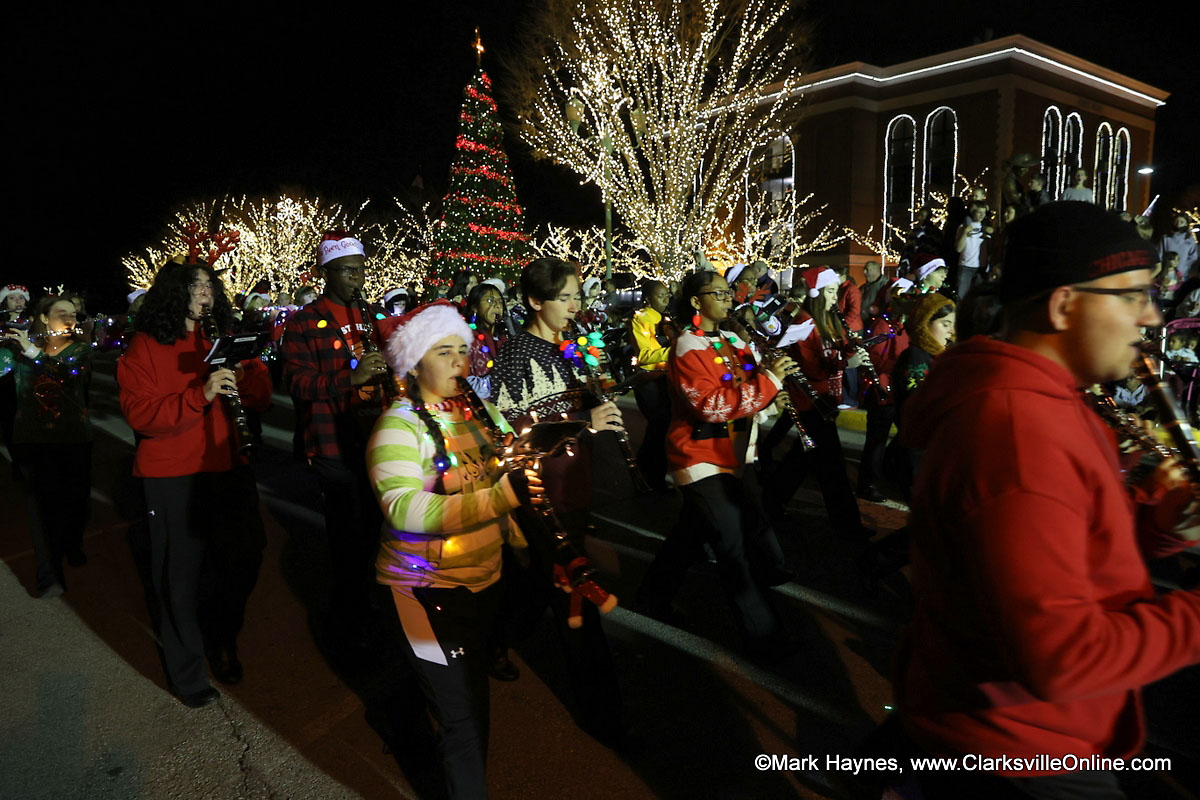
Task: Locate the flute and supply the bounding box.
[726,318,817,450]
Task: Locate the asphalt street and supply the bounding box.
[1,351,1196,799]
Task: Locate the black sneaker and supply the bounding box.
[177,686,220,708]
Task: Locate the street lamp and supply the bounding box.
[565,91,646,282]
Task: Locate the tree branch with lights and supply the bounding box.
[505,0,807,278]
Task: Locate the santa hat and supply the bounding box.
[802,267,839,298]
[384,287,408,307]
[913,253,947,282]
[315,231,366,267]
[243,292,271,310]
[126,288,147,305]
[384,300,473,379]
[725,263,747,284]
[582,277,601,298]
[0,284,30,304]
[482,278,507,296]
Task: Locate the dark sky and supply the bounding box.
[8,1,1197,307]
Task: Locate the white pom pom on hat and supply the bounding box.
[802,267,839,298]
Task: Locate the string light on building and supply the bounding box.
[1041,106,1064,199]
[920,106,958,204]
[882,114,917,263]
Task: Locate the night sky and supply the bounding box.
[9,1,1198,308]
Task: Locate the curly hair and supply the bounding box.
[135,261,234,345]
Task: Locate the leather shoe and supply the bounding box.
[488,649,520,681]
[177,686,220,708]
[210,646,243,686]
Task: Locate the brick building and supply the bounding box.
[744,34,1168,273]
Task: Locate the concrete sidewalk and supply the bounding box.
[0,564,361,800]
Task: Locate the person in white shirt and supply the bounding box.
[1061,168,1094,203]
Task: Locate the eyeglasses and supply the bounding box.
[1072,286,1158,308]
[188,282,214,295]
[698,290,734,301]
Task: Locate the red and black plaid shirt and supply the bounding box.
[282,296,391,461]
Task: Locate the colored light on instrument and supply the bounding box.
[577,336,588,345]
[481,346,489,353]
[721,373,732,381]
[333,340,343,350]
[584,354,599,366]
[375,313,385,320]
[713,340,723,349]
[350,358,359,369]
[743,363,754,370]
[317,320,328,328]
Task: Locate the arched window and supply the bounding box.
[1041,106,1063,200]
[1063,112,1084,196]
[1113,127,1131,212]
[922,106,957,202]
[1094,122,1114,209]
[884,115,916,253]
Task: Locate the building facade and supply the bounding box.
[744,35,1167,273]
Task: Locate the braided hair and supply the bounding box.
[404,374,454,476]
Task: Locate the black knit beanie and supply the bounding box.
[998,201,1153,303]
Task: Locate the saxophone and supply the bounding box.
[198,306,254,455]
[1132,347,1200,488]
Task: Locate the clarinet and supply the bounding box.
[833,306,890,403]
[1132,348,1200,488]
[567,319,653,494]
[199,307,254,455]
[734,318,838,423]
[455,376,617,617]
[350,288,396,402]
[724,319,817,451]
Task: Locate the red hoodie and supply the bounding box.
[895,336,1200,771]
[119,327,272,477]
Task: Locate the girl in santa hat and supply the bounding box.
[368,300,541,799]
[764,267,873,540]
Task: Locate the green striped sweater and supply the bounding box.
[369,398,523,591]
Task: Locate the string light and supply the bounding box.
[882,114,916,263]
[920,107,958,205]
[1115,127,1131,212]
[1094,121,1114,209]
[1065,112,1084,187]
[1041,106,1064,198]
[510,0,804,277]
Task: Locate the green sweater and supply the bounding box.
[0,341,93,444]
[369,397,523,591]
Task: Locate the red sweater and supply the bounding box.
[119,327,272,477]
[837,280,863,332]
[896,336,1200,771]
[785,312,848,412]
[665,329,781,485]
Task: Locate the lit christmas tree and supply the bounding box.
[432,37,532,286]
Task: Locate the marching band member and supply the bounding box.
[638,269,798,657]
[765,267,872,539]
[2,294,94,597]
[463,281,507,401]
[369,300,540,799]
[490,257,630,748]
[629,279,674,490]
[118,258,271,705]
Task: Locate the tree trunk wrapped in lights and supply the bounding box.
[431,68,533,286]
[505,0,806,278]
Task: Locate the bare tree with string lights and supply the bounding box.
[504,0,807,278]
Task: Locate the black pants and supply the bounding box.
[144,467,265,695]
[857,404,896,494]
[510,506,626,741]
[769,407,864,537]
[309,453,382,621]
[633,373,672,491]
[15,441,92,592]
[393,583,500,800]
[640,471,784,640]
